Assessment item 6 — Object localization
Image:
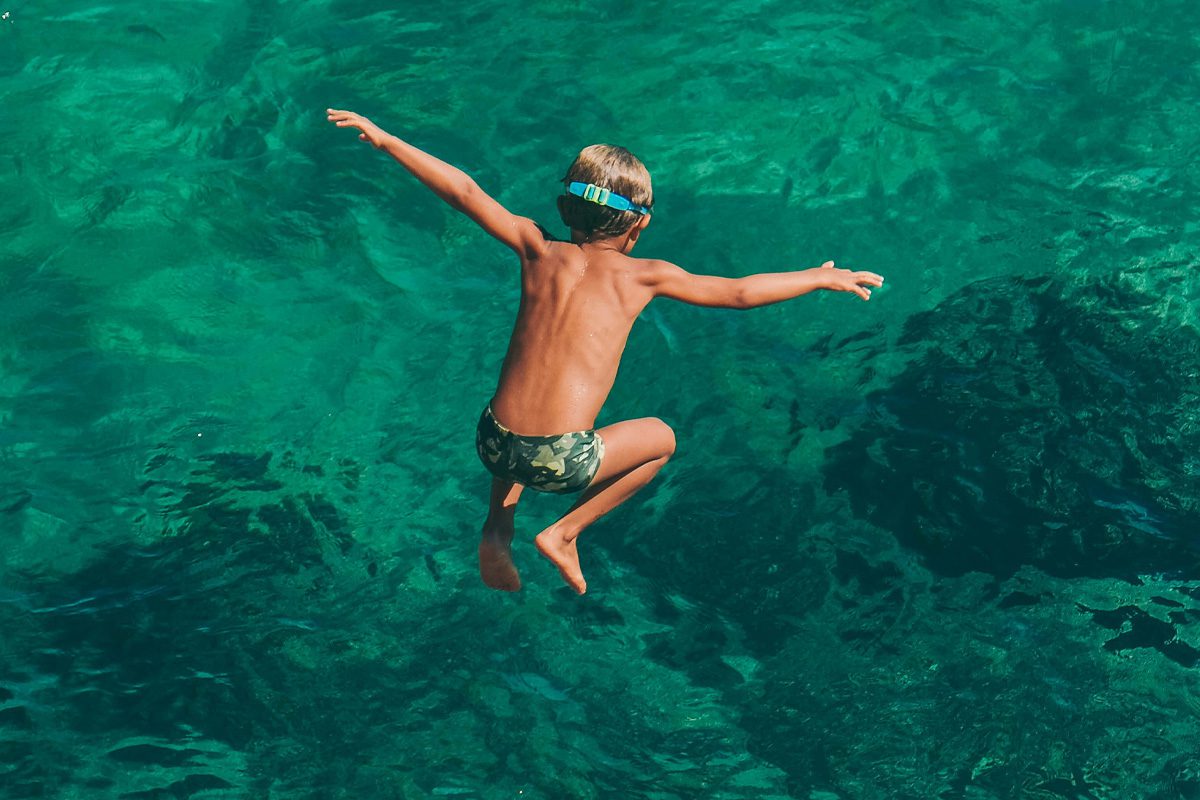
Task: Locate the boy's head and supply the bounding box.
[558,145,653,240]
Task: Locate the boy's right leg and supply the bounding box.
[479,477,524,592]
[535,417,675,594]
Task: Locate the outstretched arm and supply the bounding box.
[326,109,546,259]
[645,260,884,308]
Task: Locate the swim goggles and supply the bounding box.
[565,181,651,216]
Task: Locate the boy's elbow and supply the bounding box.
[729,282,755,310]
[444,175,480,211]
[446,178,478,210]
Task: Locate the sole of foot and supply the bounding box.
[535,530,587,594]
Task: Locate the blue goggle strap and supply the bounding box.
[566,181,650,215]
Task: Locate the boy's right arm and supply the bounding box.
[644,260,884,308]
[326,109,547,259]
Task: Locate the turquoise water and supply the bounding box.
[3,0,1200,797]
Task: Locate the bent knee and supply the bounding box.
[651,418,676,458]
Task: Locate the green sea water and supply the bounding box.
[3,0,1200,797]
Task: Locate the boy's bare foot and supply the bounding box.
[535,528,587,594]
[479,527,521,592]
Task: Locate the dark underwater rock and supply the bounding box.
[1078,602,1200,667]
[825,268,1200,579]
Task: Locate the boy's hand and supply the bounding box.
[327,108,390,149]
[817,260,884,301]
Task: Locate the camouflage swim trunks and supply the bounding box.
[475,405,605,494]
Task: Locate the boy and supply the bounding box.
[327,109,884,595]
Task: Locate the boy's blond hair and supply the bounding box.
[559,144,653,239]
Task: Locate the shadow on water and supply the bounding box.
[825,265,1200,582]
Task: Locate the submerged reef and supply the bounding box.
[825,267,1200,581]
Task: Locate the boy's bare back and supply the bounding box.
[491,238,659,436]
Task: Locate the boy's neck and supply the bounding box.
[569,229,634,252]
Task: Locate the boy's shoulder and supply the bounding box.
[533,222,559,242]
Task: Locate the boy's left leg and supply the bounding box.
[479,477,524,591]
[535,417,675,594]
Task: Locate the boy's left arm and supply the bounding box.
[327,109,547,259]
[644,259,883,308]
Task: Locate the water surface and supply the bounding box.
[2,1,1200,797]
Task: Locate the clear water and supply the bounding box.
[3,1,1200,797]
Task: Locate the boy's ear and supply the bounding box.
[628,214,651,242]
[625,214,650,252]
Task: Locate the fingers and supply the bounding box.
[816,260,884,299]
[836,271,882,300]
[326,108,364,125]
